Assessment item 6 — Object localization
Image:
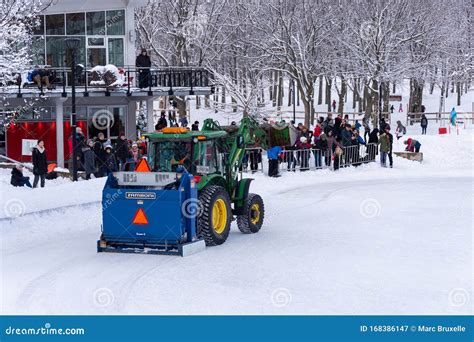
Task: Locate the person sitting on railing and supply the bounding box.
[404,138,421,153]
[28,65,52,90]
[136,48,151,88]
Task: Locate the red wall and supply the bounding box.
[6,121,88,163]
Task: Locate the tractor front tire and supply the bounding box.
[197,185,232,246]
[237,193,264,234]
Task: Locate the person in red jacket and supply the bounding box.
[313,123,321,140]
[404,138,421,152]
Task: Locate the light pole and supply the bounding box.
[65,38,81,181]
[292,79,296,123]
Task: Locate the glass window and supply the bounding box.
[32,15,44,35]
[87,11,105,35]
[62,106,87,120]
[88,37,104,46]
[149,141,193,172]
[108,38,124,66]
[46,37,85,67]
[66,13,85,35]
[31,36,45,65]
[88,48,106,67]
[106,10,125,35]
[193,140,218,174]
[46,14,65,35]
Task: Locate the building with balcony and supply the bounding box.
[0,0,213,167]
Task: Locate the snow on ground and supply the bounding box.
[0,130,472,315]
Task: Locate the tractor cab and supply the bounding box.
[145,128,229,186]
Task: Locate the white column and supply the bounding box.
[55,98,66,168]
[146,99,155,133]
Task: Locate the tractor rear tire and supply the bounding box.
[197,185,232,246]
[237,193,264,234]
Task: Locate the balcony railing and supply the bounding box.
[8,65,214,97]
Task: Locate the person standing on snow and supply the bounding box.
[332,99,337,112]
[390,105,394,114]
[420,114,428,134]
[404,138,422,153]
[115,132,130,171]
[82,139,96,180]
[103,144,118,175]
[267,145,282,177]
[398,103,403,112]
[395,120,406,140]
[450,107,457,126]
[295,136,312,171]
[379,126,393,168]
[32,139,48,188]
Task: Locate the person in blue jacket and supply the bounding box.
[267,145,282,177]
[450,107,457,126]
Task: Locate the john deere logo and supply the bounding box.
[125,192,156,200]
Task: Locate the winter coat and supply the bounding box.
[295,140,311,150]
[396,123,406,137]
[94,139,107,166]
[267,146,282,160]
[82,147,96,174]
[115,138,129,161]
[32,147,47,175]
[379,133,393,153]
[10,168,27,187]
[104,153,118,173]
[405,138,421,152]
[356,135,366,145]
[421,116,428,127]
[191,123,199,131]
[326,136,336,152]
[155,117,168,131]
[313,125,321,138]
[314,137,327,150]
[135,54,151,68]
[340,129,353,147]
[368,129,379,144]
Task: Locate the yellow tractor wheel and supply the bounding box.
[237,193,264,234]
[197,186,232,246]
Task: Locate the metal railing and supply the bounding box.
[11,66,213,96]
[237,143,378,174]
[407,111,474,125]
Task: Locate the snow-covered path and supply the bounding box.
[1,132,472,315]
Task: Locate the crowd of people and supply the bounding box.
[10,111,423,188]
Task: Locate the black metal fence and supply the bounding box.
[12,66,213,96]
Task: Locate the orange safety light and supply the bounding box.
[197,135,206,140]
[135,158,151,172]
[162,127,189,134]
[132,208,149,225]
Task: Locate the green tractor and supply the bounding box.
[144,117,269,246]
